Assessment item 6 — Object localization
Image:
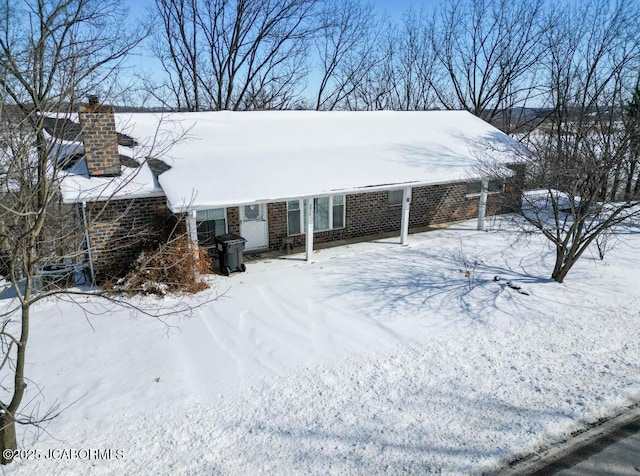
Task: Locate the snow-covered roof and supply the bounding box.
[59,156,163,203]
[43,116,163,204]
[60,110,524,210]
[55,142,164,203]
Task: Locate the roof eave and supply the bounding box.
[166,176,496,213]
[61,189,166,205]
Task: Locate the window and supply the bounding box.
[287,195,345,235]
[466,180,505,195]
[488,180,505,193]
[388,189,403,206]
[287,200,301,235]
[314,197,330,230]
[195,208,226,248]
[333,195,344,228]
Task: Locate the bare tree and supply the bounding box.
[492,0,640,283]
[339,25,396,111]
[386,6,438,111]
[429,0,546,131]
[312,0,382,110]
[0,0,147,463]
[149,0,202,112]
[331,8,438,112]
[624,77,640,200]
[147,0,321,111]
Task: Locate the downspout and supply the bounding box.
[81,201,95,285]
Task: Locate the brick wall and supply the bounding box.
[78,104,121,176]
[505,163,526,203]
[265,181,515,250]
[227,207,240,234]
[82,180,515,280]
[83,175,521,276]
[267,202,288,248]
[85,197,181,282]
[86,175,521,279]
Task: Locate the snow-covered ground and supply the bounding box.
[3,216,640,475]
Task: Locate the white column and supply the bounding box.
[186,210,198,244]
[305,199,314,261]
[477,178,489,231]
[400,186,412,245]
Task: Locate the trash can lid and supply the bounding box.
[214,233,247,245]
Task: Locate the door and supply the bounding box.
[240,204,269,250]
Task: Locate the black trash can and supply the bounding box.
[214,233,247,276]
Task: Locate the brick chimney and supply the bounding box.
[78,96,121,176]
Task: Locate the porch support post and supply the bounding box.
[186,210,198,245]
[477,178,489,231]
[400,186,412,245]
[305,199,314,261]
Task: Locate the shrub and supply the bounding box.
[109,235,211,295]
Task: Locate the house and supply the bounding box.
[54,99,526,282]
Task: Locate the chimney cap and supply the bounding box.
[87,95,100,106]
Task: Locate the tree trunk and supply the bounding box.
[623,152,637,200]
[611,162,622,201]
[0,412,17,464]
[551,265,570,283]
[551,247,572,283]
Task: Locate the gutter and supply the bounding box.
[61,189,166,205]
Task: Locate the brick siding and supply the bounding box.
[265,179,518,251]
[87,168,523,277]
[227,207,240,234]
[85,196,182,282]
